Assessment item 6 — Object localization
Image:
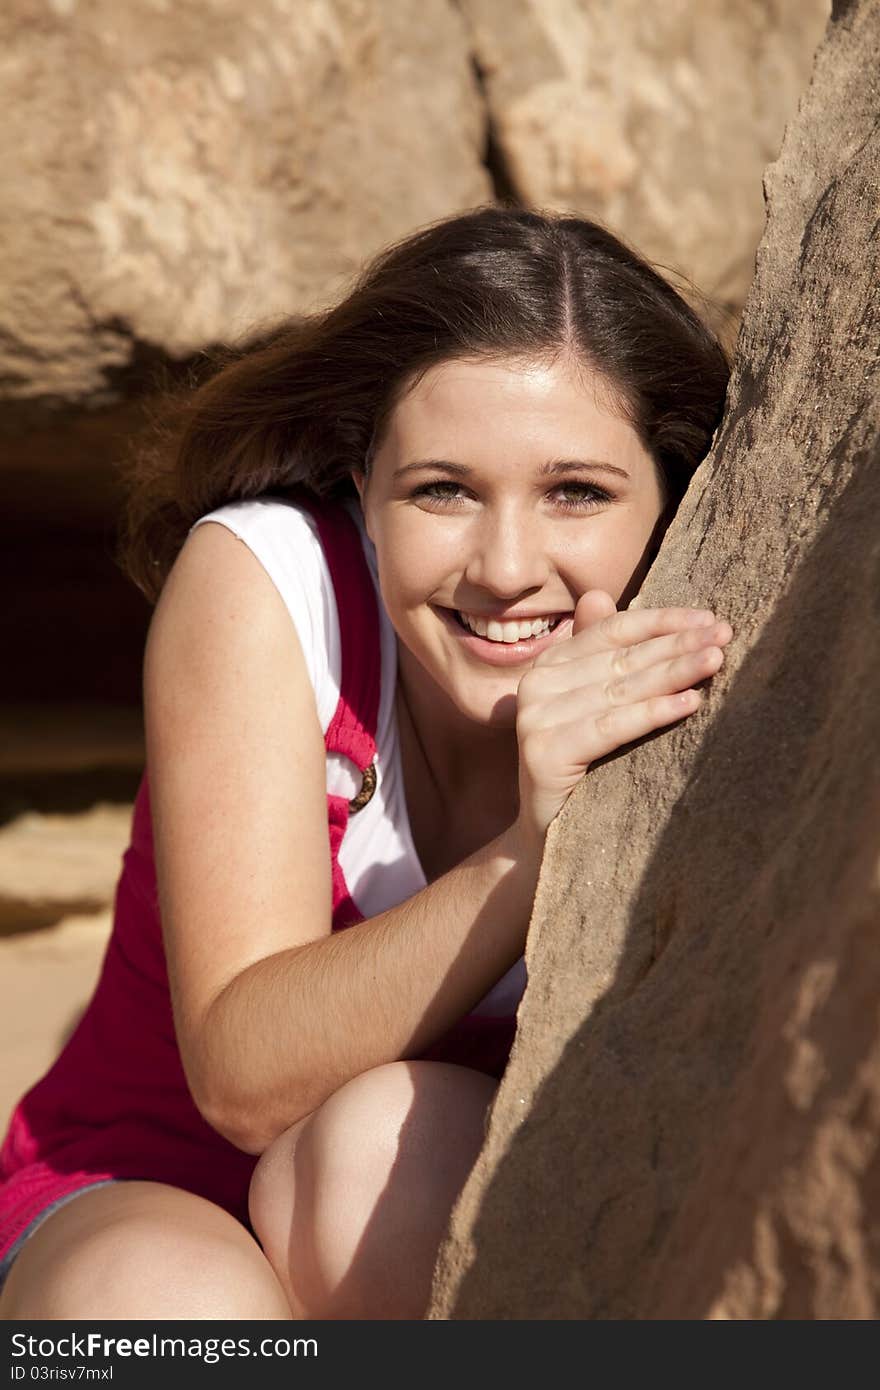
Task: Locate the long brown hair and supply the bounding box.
[120,206,730,602]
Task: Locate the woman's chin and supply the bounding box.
[450,683,519,730]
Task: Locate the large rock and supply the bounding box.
[1,0,489,413]
[0,804,133,935]
[0,911,112,1133]
[459,0,829,325]
[1,0,490,708]
[2,1,829,712]
[430,0,880,1320]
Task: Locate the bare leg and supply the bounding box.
[248,1061,497,1319]
[0,1181,292,1320]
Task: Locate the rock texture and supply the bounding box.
[0,805,133,935]
[0,706,136,1131]
[460,0,828,329]
[2,0,827,415]
[0,0,493,709]
[2,1,827,712]
[430,0,880,1320]
[1,0,489,413]
[0,910,111,1133]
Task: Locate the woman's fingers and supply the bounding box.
[607,640,725,705]
[516,685,705,838]
[570,588,617,637]
[514,594,733,842]
[606,620,733,680]
[518,640,723,734]
[539,596,719,667]
[526,620,732,700]
[563,687,704,766]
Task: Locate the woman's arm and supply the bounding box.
[145,523,541,1155]
[202,824,539,1152]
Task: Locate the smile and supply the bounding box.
[455,611,562,643]
[434,606,572,666]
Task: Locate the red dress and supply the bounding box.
[0,496,515,1263]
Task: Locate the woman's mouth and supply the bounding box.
[434,606,572,665]
[456,610,562,642]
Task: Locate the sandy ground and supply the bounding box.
[0,795,133,1134]
[0,910,112,1132]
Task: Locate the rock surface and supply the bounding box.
[2,0,827,417]
[460,0,829,329]
[2,2,827,713]
[0,911,112,1134]
[1,0,492,710]
[0,704,143,778]
[430,0,880,1320]
[0,804,133,935]
[1,0,489,413]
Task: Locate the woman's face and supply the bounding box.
[352,355,668,729]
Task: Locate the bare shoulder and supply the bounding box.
[148,519,293,662]
[145,520,322,794]
[144,520,332,1094]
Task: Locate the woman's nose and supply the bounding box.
[462,508,552,599]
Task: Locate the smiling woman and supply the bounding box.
[354,356,667,711]
[0,207,732,1320]
[350,354,674,873]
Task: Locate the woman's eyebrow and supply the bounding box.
[393,457,630,480]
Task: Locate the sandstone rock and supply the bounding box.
[431,0,880,1320]
[2,0,490,705]
[2,2,830,715]
[0,0,489,413]
[0,704,143,777]
[459,0,829,327]
[0,910,112,1133]
[0,804,133,935]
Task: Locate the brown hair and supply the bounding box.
[120,206,730,602]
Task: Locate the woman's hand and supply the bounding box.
[514,589,733,845]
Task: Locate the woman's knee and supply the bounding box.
[1,1181,291,1320]
[249,1060,497,1318]
[296,1059,496,1172]
[251,1060,496,1231]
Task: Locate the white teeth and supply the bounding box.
[458,612,555,643]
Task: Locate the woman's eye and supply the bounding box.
[411,481,467,505]
[554,482,612,510]
[411,480,612,510]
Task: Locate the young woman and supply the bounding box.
[0,207,732,1320]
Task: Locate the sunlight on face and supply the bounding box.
[352,355,668,729]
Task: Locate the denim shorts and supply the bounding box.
[0,1181,118,1297]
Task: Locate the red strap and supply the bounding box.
[293,492,381,930]
[293,493,380,771]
